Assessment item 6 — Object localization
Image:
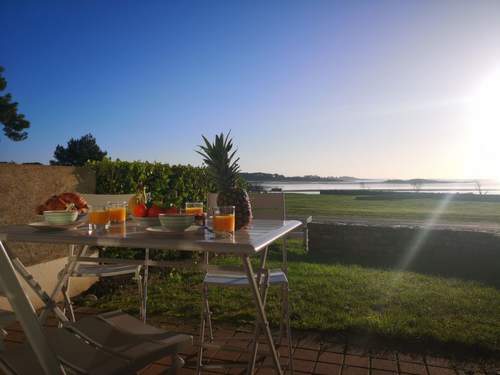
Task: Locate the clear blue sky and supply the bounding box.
[1,0,500,179]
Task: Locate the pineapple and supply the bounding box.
[197,132,252,229]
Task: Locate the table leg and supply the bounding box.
[0,241,64,375]
[142,248,150,322]
[248,268,270,374]
[242,254,283,375]
[247,247,270,374]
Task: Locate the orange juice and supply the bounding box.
[186,207,204,216]
[109,207,126,223]
[213,214,235,232]
[89,210,110,225]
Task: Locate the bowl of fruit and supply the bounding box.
[158,213,194,232]
[131,202,178,226]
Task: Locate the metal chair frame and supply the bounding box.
[62,194,148,322]
[196,192,294,374]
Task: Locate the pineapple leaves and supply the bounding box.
[196,131,241,191]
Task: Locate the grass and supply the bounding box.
[285,193,500,223]
[79,240,500,355]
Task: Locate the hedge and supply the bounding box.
[87,158,215,207]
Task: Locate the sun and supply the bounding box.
[471,69,500,131]
[465,68,500,179]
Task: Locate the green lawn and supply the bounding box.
[285,193,500,223]
[79,240,500,354]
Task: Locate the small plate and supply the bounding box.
[28,221,85,231]
[145,225,204,235]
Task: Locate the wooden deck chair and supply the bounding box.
[196,192,294,374]
[61,194,147,322]
[0,242,192,375]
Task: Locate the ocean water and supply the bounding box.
[253,180,500,194]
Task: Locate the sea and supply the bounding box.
[252,180,500,195]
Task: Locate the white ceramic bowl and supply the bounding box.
[158,214,194,232]
[131,216,160,226]
[43,210,78,225]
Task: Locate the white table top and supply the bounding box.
[0,220,302,255]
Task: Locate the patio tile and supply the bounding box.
[322,341,346,353]
[315,362,341,375]
[174,369,197,375]
[294,348,318,361]
[318,350,344,364]
[139,363,169,375]
[398,361,428,375]
[292,359,316,373]
[296,334,322,351]
[371,370,397,375]
[427,366,457,375]
[279,344,293,357]
[212,350,241,362]
[344,354,369,368]
[426,357,452,368]
[398,353,425,363]
[341,365,369,375]
[4,330,25,343]
[372,351,397,361]
[371,358,398,372]
[153,356,173,366]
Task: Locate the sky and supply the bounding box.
[1,0,500,179]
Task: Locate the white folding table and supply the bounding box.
[0,219,301,374]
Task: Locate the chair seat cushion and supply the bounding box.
[203,270,288,286]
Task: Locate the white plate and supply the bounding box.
[28,221,85,231]
[145,225,204,235]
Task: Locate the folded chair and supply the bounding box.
[196,192,294,374]
[0,242,192,375]
[62,194,147,322]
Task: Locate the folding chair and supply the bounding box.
[0,241,192,375]
[196,192,294,374]
[61,194,147,322]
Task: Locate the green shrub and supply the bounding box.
[87,158,214,207]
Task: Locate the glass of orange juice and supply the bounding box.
[186,202,205,225]
[88,205,110,232]
[212,206,235,238]
[107,202,127,223]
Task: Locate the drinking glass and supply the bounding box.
[107,202,127,223]
[186,202,205,225]
[88,205,110,232]
[212,206,235,238]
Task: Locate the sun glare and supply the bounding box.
[465,68,500,179]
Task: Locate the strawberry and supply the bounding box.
[147,204,161,217]
[133,204,148,217]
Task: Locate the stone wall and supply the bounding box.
[309,222,500,286]
[0,164,95,265]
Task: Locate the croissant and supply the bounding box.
[36,195,68,214]
[36,193,88,214]
[58,192,88,212]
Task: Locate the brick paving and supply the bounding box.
[2,308,499,375]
